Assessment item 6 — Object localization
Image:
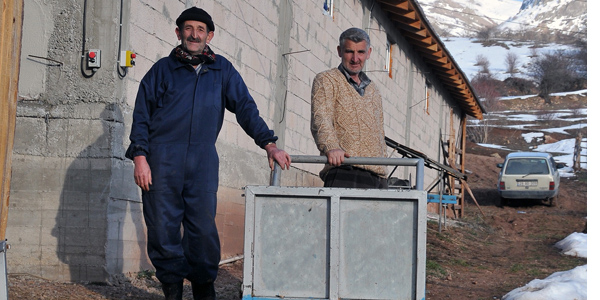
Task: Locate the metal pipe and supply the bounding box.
[270,166,281,187]
[219,255,244,266]
[290,155,422,166]
[270,155,425,190]
[438,170,443,233]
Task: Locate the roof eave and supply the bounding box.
[375,0,486,119]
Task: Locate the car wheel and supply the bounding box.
[500,197,508,207]
[546,194,558,207]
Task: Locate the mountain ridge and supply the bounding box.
[498,0,587,38]
[417,0,586,40]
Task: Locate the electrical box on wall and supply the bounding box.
[87,49,101,69]
[119,51,136,67]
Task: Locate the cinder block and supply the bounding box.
[7,226,41,247]
[40,218,59,246]
[39,245,61,265]
[8,190,42,209]
[10,156,45,191]
[42,167,67,192]
[8,209,42,227]
[13,117,46,155]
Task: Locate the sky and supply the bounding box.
[472,90,588,299]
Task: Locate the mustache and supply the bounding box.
[186,36,201,42]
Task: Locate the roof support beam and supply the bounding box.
[376,0,484,118]
[378,0,411,11]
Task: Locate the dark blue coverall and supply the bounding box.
[125,52,277,285]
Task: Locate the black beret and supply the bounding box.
[176,7,215,32]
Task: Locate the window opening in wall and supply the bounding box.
[385,41,393,78]
[425,80,432,115]
[323,0,333,17]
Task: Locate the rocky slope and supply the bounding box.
[417,0,586,38]
[498,0,587,37]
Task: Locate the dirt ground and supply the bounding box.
[424,152,587,300]
[424,94,587,299]
[8,94,587,299]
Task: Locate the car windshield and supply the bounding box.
[504,158,549,175]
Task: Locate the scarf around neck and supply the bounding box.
[172,44,216,65]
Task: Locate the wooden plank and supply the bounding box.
[378,0,410,10]
[463,181,485,216]
[411,35,433,46]
[460,116,467,217]
[449,110,457,213]
[427,194,458,204]
[0,0,24,240]
[422,54,448,65]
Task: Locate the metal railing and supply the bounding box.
[270,155,424,190]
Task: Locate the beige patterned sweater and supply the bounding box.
[311,68,387,178]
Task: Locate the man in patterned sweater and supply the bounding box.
[311,27,388,189]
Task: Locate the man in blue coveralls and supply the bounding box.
[125,7,291,300]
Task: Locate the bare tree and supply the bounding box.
[529,47,538,58]
[475,54,490,74]
[471,73,501,111]
[573,37,587,77]
[476,26,496,42]
[505,52,519,77]
[466,69,501,144]
[466,117,490,144]
[529,50,577,104]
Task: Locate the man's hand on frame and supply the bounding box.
[326,149,350,166]
[265,143,291,171]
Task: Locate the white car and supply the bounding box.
[497,152,563,206]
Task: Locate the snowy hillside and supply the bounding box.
[441,37,575,81]
[417,0,586,38]
[498,0,587,37]
[417,0,521,36]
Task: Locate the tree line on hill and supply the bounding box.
[470,37,586,110]
[466,28,586,145]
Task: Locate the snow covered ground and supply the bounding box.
[469,89,588,299]
[473,90,587,178]
[502,232,587,300]
[438,12,592,300]
[426,21,591,300]
[441,37,576,81]
[586,5,596,300]
[498,0,586,35]
[417,0,522,37]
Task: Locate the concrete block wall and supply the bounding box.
[9,0,472,282]
[9,103,135,281]
[10,0,151,282]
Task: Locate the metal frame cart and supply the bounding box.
[242,156,427,300]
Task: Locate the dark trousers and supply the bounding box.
[142,189,220,285]
[323,166,388,189]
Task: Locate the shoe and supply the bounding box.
[191,281,216,300]
[161,281,183,300]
